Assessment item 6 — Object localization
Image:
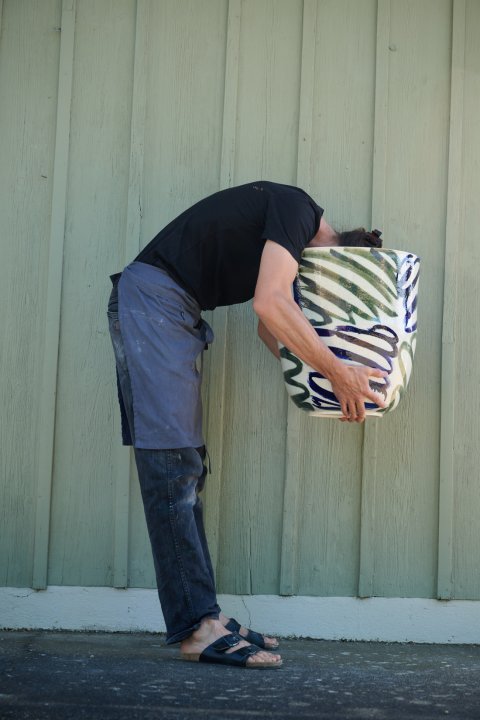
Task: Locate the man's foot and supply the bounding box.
[180,618,282,668]
[219,612,279,650]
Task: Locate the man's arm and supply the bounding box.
[253,241,387,423]
[258,319,280,358]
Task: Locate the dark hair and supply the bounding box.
[337,228,383,248]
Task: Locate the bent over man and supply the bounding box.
[107,181,385,669]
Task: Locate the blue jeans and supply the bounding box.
[107,283,221,644]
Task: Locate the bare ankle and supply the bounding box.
[183,617,221,644]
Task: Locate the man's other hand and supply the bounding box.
[329,365,388,423]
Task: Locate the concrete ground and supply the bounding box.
[1,631,479,719]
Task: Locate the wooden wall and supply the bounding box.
[1,0,479,601]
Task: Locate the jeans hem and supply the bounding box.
[166,612,220,645]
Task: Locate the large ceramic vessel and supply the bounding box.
[279,247,420,417]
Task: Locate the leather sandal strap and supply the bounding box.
[243,628,266,649]
[225,618,241,634]
[206,632,243,653]
[226,617,267,649]
[199,636,261,667]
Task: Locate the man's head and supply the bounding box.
[337,228,383,248]
[308,218,383,249]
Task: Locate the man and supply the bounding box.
[107,181,386,669]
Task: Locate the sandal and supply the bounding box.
[181,632,282,668]
[225,617,280,650]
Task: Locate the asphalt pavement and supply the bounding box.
[1,630,479,719]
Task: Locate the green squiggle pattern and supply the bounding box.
[281,247,420,417]
[279,346,315,411]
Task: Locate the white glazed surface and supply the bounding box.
[279,247,419,417]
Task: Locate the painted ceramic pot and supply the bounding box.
[279,247,420,417]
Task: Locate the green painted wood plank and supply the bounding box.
[370,0,391,232]
[437,0,466,600]
[296,425,365,596]
[33,0,76,591]
[124,0,149,264]
[2,0,479,604]
[217,304,290,594]
[294,0,377,597]
[216,0,303,595]
[451,0,480,600]
[306,0,376,229]
[220,0,241,188]
[233,0,302,185]
[358,0,390,599]
[140,0,227,237]
[366,0,452,597]
[0,0,62,588]
[111,0,150,590]
[128,0,228,588]
[280,0,318,597]
[203,0,241,576]
[48,0,136,587]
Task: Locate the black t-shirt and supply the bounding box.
[135,181,323,310]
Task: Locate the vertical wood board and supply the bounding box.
[437,0,466,600]
[280,0,319,597]
[1,0,480,603]
[452,0,480,599]
[358,0,391,599]
[0,0,62,587]
[33,0,76,590]
[140,0,228,245]
[308,0,376,227]
[202,0,241,576]
[294,0,377,597]
[368,0,452,597]
[49,0,136,586]
[112,0,151,589]
[127,0,229,587]
[216,0,303,595]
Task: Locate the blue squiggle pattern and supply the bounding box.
[280,247,419,416]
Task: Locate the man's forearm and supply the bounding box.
[253,291,345,383]
[257,320,280,358]
[253,241,386,421]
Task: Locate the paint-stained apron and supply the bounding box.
[114,261,213,450]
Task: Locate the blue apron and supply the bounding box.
[114,262,213,449]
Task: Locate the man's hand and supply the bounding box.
[254,241,388,423]
[329,365,388,423]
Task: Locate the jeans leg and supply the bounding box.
[194,447,217,590]
[134,446,221,644]
[108,288,220,644]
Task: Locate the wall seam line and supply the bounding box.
[33,0,76,591]
[203,0,242,577]
[0,1,4,46]
[358,0,391,599]
[437,0,466,600]
[279,0,317,597]
[112,0,149,589]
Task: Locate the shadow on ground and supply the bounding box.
[1,631,479,719]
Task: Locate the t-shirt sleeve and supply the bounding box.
[261,192,323,263]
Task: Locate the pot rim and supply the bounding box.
[302,246,420,260]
